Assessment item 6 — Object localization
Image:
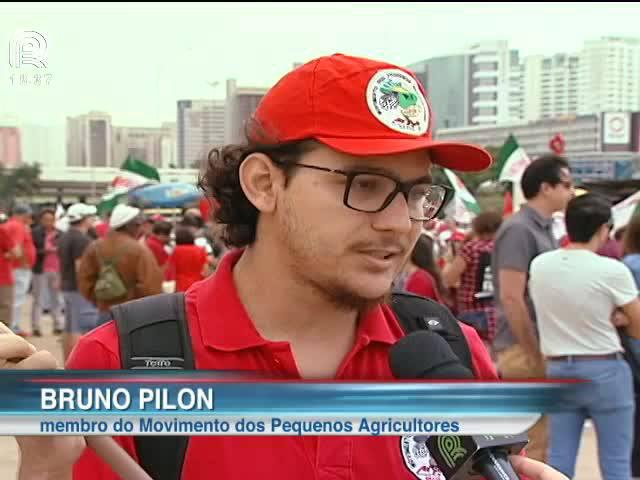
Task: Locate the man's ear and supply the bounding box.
[601,224,612,244]
[238,153,286,213]
[539,182,553,196]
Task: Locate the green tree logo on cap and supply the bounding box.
[366,69,429,136]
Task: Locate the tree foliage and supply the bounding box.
[0,163,41,209]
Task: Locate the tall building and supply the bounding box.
[578,37,640,115]
[0,127,22,167]
[21,124,66,168]
[66,112,112,167]
[224,79,268,145]
[113,122,176,168]
[176,100,225,169]
[408,55,470,131]
[159,122,178,169]
[409,42,523,129]
[467,41,523,126]
[409,36,640,127]
[523,53,580,122]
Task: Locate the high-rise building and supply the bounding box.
[21,124,66,168]
[0,127,22,167]
[578,37,640,115]
[66,112,112,167]
[409,42,523,129]
[224,79,268,145]
[467,41,522,126]
[409,36,640,127]
[113,122,176,168]
[523,54,580,122]
[408,55,470,131]
[176,100,225,169]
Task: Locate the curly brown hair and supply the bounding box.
[198,139,317,248]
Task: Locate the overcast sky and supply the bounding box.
[1,2,639,127]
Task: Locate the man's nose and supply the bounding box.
[370,191,413,233]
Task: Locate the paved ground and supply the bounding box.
[0,304,604,479]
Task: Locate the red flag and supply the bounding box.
[549,134,565,154]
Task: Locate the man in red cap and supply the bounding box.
[9,54,564,480]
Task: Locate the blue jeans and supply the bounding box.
[97,310,112,327]
[31,272,63,331]
[547,357,635,480]
[63,291,99,334]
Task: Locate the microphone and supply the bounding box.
[389,331,528,480]
[425,434,528,480]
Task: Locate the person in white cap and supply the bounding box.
[57,203,99,359]
[77,203,163,324]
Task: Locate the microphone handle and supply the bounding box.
[474,449,521,480]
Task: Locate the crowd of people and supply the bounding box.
[0,202,226,359]
[0,52,637,480]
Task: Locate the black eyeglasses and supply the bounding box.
[606,219,614,230]
[278,161,452,221]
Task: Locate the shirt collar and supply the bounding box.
[194,249,398,352]
[521,204,553,230]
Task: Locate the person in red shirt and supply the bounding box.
[145,220,173,269]
[165,226,208,291]
[400,233,446,303]
[8,54,565,480]
[0,223,19,327]
[4,203,35,335]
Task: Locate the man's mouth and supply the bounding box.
[360,249,403,262]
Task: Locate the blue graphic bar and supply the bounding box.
[0,371,586,415]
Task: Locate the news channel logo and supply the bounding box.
[9,30,48,68]
[8,30,53,87]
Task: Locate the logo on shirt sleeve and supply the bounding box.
[400,435,445,480]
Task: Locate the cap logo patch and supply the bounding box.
[366,69,429,136]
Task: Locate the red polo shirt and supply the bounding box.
[0,225,15,285]
[67,250,497,480]
[4,218,35,269]
[146,234,170,267]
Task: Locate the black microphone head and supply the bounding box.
[390,331,474,380]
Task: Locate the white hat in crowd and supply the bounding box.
[66,203,97,223]
[109,204,141,229]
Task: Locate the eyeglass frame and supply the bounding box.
[271,159,454,221]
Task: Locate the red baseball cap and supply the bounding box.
[251,53,491,172]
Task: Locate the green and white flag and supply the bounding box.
[497,134,531,183]
[120,155,160,183]
[98,155,160,215]
[443,168,481,216]
[497,135,531,212]
[612,190,640,232]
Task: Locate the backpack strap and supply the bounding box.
[390,291,474,373]
[110,291,474,480]
[111,293,193,480]
[96,243,127,267]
